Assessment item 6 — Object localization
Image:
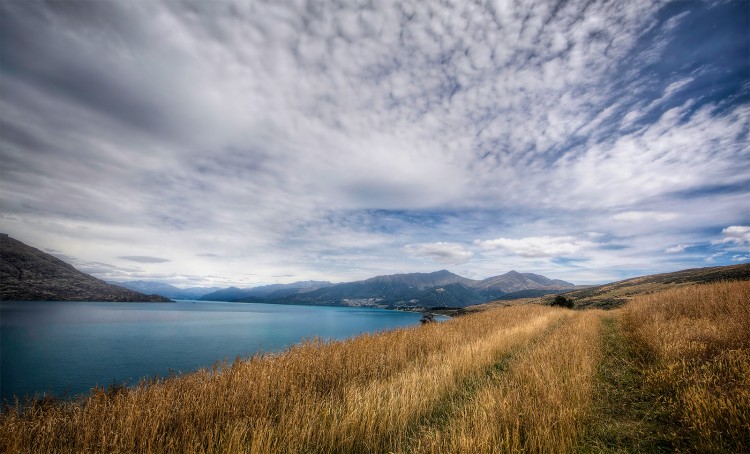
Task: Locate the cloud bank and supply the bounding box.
[0,0,747,286]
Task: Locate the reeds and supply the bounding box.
[621,281,750,452]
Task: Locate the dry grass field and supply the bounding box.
[620,280,750,452]
[1,280,748,453]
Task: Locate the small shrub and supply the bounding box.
[551,295,574,308]
[420,312,436,324]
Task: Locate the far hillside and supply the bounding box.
[548,263,750,309]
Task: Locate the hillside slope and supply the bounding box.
[0,234,171,302]
[552,263,750,308]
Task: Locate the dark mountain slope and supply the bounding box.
[414,283,486,308]
[0,234,171,302]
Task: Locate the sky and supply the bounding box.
[1,0,748,288]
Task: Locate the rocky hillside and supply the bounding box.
[0,234,171,302]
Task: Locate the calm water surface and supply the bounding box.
[1,300,431,401]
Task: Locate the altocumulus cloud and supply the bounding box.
[0,0,747,286]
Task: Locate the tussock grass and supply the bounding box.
[621,281,750,452]
[407,310,603,454]
[0,305,562,453]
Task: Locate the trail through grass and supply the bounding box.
[398,313,570,452]
[404,310,603,454]
[581,315,673,453]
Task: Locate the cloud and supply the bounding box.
[404,242,473,265]
[665,244,693,254]
[713,226,750,249]
[118,256,171,264]
[0,0,747,285]
[613,211,680,222]
[475,236,596,258]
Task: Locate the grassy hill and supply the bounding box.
[547,263,750,309]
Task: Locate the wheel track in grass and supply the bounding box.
[397,311,576,454]
[580,314,674,453]
[403,310,604,454]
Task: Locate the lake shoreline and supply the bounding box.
[1,300,424,402]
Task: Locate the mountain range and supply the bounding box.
[1,234,575,308]
[193,269,576,308]
[0,234,170,302]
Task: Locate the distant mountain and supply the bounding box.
[475,270,575,293]
[362,269,475,290]
[260,269,574,308]
[271,270,471,307]
[0,234,171,302]
[199,281,333,302]
[199,286,251,302]
[109,281,222,300]
[556,263,750,309]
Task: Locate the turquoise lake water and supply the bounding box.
[0,300,431,401]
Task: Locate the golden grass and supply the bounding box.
[6,280,744,454]
[0,305,565,453]
[408,310,603,454]
[621,281,750,452]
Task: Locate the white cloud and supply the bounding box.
[713,226,750,250]
[404,242,473,265]
[475,236,596,258]
[665,244,693,254]
[613,211,680,222]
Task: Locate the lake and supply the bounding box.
[0,300,432,402]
